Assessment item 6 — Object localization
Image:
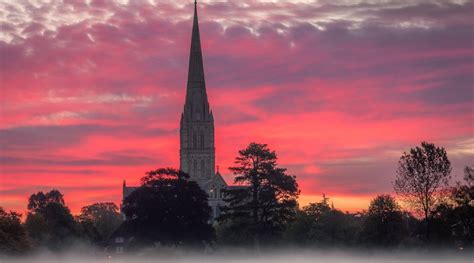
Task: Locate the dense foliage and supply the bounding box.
[284,195,361,247]
[359,195,406,247]
[25,190,79,251]
[77,202,123,245]
[0,208,29,254]
[121,168,214,247]
[219,143,299,245]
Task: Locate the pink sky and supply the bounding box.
[0,0,473,215]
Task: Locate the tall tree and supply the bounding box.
[121,168,214,247]
[0,207,30,254]
[220,142,299,245]
[77,202,122,244]
[25,190,78,250]
[360,195,406,247]
[394,141,451,240]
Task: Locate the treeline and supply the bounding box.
[216,142,473,250]
[0,142,472,255]
[0,191,123,254]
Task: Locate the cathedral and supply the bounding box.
[122,1,228,221]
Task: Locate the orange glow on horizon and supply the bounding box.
[298,194,372,213]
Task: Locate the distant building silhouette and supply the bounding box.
[122,1,230,221]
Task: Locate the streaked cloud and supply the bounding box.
[0,0,472,214]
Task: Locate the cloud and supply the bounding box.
[0,124,114,150]
[0,0,472,214]
[0,152,157,167]
[0,124,177,152]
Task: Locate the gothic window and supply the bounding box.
[195,102,201,120]
[216,206,221,217]
[193,160,197,174]
[193,133,197,148]
[200,134,204,148]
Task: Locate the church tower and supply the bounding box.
[180,1,215,185]
[122,1,227,221]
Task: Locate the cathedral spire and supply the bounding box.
[187,0,205,90]
[180,1,215,182]
[183,0,211,122]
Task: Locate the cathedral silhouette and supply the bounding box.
[122,1,231,221]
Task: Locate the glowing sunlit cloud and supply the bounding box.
[0,0,472,215]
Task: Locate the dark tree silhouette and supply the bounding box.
[360,194,406,247]
[452,166,474,206]
[27,190,65,213]
[0,207,30,254]
[285,195,360,246]
[77,202,123,245]
[282,209,315,245]
[76,216,101,245]
[429,203,457,246]
[431,166,474,247]
[25,190,78,250]
[284,195,332,245]
[121,168,214,247]
[220,142,299,246]
[215,218,256,245]
[394,141,451,240]
[451,166,474,246]
[24,213,48,245]
[303,194,331,218]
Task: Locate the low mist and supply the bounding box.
[1,248,472,263]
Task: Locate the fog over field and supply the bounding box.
[1,249,472,263]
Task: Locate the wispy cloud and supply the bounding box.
[0,0,472,214]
